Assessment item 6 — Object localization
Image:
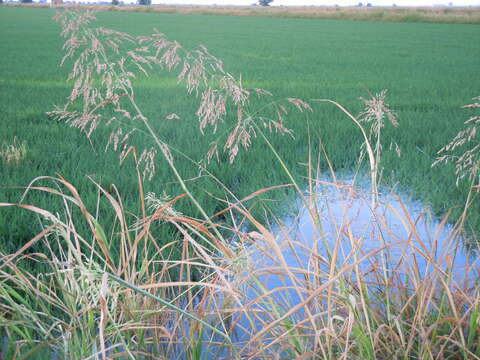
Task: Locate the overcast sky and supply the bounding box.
[151,0,480,6]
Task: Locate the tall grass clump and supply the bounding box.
[0,175,241,359]
[1,168,479,358]
[0,137,27,165]
[1,9,479,360]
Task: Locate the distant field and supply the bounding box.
[0,6,479,249]
[6,3,480,24]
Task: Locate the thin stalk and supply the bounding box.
[313,99,378,207]
[252,121,330,259]
[107,272,233,343]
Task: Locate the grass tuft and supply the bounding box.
[0,137,27,165]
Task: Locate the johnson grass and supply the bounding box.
[0,8,479,359]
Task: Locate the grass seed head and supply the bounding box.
[0,137,27,164]
[433,96,480,186]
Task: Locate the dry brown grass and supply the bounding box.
[5,3,480,24]
[1,171,479,359]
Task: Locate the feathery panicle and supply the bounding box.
[139,147,157,181]
[358,90,399,164]
[145,191,183,218]
[433,96,480,186]
[49,9,294,174]
[197,88,227,134]
[207,141,220,163]
[359,90,398,131]
[286,97,313,113]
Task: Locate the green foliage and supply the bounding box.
[0,7,479,250]
[137,0,151,5]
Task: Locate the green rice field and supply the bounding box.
[1,6,479,249]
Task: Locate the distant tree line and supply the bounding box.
[258,0,273,6]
